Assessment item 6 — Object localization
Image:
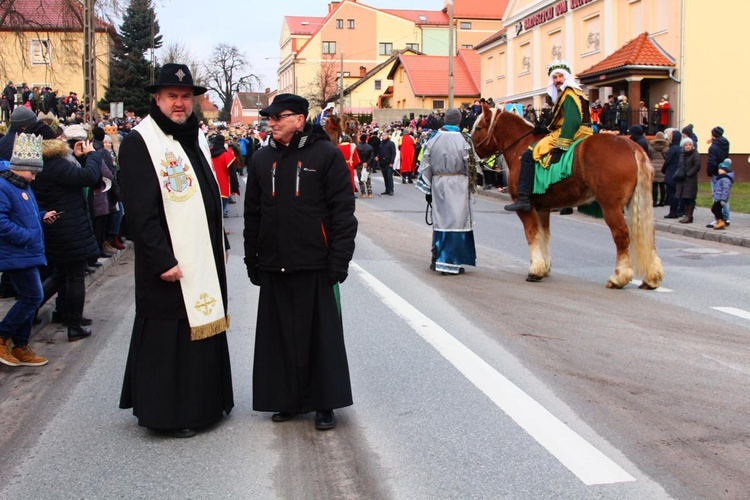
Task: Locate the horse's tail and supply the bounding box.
[627,147,664,287]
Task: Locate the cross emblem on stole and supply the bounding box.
[194,292,217,316]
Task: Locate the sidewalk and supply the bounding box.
[477,187,750,248]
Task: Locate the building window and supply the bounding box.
[405,43,419,52]
[348,19,355,29]
[379,42,393,55]
[460,22,472,30]
[461,44,473,49]
[336,71,351,77]
[323,41,337,54]
[433,100,445,109]
[374,80,382,90]
[336,19,343,29]
[30,39,51,65]
[498,51,506,77]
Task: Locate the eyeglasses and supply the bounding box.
[267,112,300,122]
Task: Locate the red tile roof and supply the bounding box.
[198,95,219,113]
[383,9,447,26]
[0,0,109,31]
[389,51,481,97]
[284,16,326,36]
[451,0,508,20]
[474,27,508,51]
[578,32,675,77]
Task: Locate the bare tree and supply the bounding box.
[0,0,124,82]
[302,55,339,112]
[202,43,260,122]
[159,41,201,83]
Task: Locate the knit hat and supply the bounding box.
[444,108,461,126]
[10,106,37,128]
[680,137,693,148]
[681,123,694,135]
[711,126,724,138]
[92,126,105,142]
[629,125,644,136]
[63,123,87,141]
[718,159,732,173]
[9,133,44,173]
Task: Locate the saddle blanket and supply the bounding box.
[533,138,585,195]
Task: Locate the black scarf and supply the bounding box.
[149,99,199,149]
[0,169,29,189]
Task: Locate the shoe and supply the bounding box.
[706,221,716,228]
[228,198,237,204]
[155,428,197,438]
[271,412,296,422]
[402,179,406,184]
[559,208,574,215]
[86,266,97,274]
[99,252,113,259]
[315,410,336,430]
[368,193,372,198]
[90,261,103,268]
[408,180,413,184]
[0,338,20,367]
[52,311,93,327]
[664,214,679,219]
[68,325,92,342]
[430,261,436,271]
[504,196,532,212]
[102,241,117,255]
[381,191,389,195]
[726,221,730,227]
[360,193,366,198]
[111,237,126,250]
[11,345,48,366]
[714,220,726,230]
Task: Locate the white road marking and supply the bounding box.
[712,307,750,321]
[351,262,636,486]
[631,280,672,293]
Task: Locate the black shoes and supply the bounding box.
[315,410,336,431]
[271,412,295,422]
[559,207,574,215]
[380,191,393,196]
[51,311,92,326]
[68,325,92,342]
[153,428,197,438]
[504,196,532,212]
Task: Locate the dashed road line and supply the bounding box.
[712,307,750,321]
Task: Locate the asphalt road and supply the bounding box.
[0,174,748,499]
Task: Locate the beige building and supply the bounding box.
[0,0,114,109]
[276,0,504,113]
[477,0,747,174]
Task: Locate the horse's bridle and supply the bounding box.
[475,108,536,159]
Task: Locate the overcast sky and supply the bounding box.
[155,0,442,96]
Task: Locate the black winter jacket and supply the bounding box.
[706,136,730,177]
[244,123,357,273]
[32,140,102,264]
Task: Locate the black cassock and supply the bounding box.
[119,109,233,430]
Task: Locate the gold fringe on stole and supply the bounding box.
[190,315,230,341]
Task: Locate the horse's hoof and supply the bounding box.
[638,282,658,290]
[526,275,543,282]
[606,280,624,289]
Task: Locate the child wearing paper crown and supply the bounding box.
[0,134,61,367]
[710,159,734,230]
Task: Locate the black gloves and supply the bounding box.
[548,148,563,165]
[425,193,432,203]
[328,268,348,286]
[532,123,548,135]
[247,265,260,286]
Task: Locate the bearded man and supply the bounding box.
[505,61,593,212]
[118,63,234,438]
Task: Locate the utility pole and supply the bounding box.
[339,51,344,115]
[150,7,155,84]
[83,0,97,121]
[448,0,454,109]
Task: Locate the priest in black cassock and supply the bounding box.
[119,64,233,438]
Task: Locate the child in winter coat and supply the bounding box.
[711,159,734,230]
[0,134,60,367]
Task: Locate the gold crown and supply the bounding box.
[10,133,44,169]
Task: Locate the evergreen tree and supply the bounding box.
[99,0,162,116]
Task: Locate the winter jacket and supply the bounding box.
[378,138,397,167]
[675,148,701,200]
[649,136,668,183]
[0,162,47,271]
[244,122,357,274]
[712,172,734,203]
[706,136,730,177]
[32,140,101,264]
[662,130,682,186]
[356,141,374,166]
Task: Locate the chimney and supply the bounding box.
[265,88,270,94]
[359,66,367,77]
[329,1,340,13]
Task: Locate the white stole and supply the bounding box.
[135,116,229,340]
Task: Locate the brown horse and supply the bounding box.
[471,102,664,289]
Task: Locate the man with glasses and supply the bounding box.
[244,93,358,431]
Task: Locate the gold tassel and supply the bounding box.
[190,315,230,341]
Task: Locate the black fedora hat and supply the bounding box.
[144,63,207,95]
